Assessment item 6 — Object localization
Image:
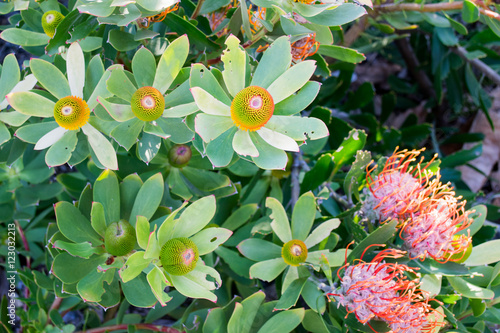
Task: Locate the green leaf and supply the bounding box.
[147,266,172,306]
[267,60,316,104]
[0,28,49,46]
[77,269,114,302]
[120,251,151,283]
[108,30,140,52]
[237,238,282,261]
[6,91,55,117]
[169,270,217,302]
[190,227,232,255]
[181,167,231,192]
[462,0,479,23]
[52,253,107,284]
[120,173,143,222]
[447,276,494,299]
[221,204,258,231]
[250,131,288,170]
[206,127,237,168]
[30,59,71,99]
[0,54,20,101]
[292,192,316,241]
[129,173,164,224]
[301,280,326,313]
[306,4,366,26]
[55,201,103,246]
[132,47,156,88]
[330,129,367,177]
[91,202,107,237]
[274,81,320,116]
[464,239,500,266]
[318,45,365,63]
[52,240,101,259]
[221,35,246,97]
[420,274,442,297]
[190,64,232,109]
[274,278,308,311]
[110,118,143,151]
[249,257,287,281]
[228,291,266,333]
[343,150,371,202]
[153,35,189,94]
[304,218,340,248]
[215,246,254,279]
[266,197,292,243]
[346,220,398,263]
[135,215,151,252]
[45,130,78,167]
[203,307,228,333]
[122,273,158,308]
[106,67,137,102]
[164,13,219,52]
[173,195,216,238]
[256,308,305,333]
[301,154,333,193]
[444,12,468,35]
[441,143,482,168]
[94,169,120,226]
[252,36,291,89]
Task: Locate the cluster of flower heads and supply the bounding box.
[363,148,472,262]
[332,247,443,333]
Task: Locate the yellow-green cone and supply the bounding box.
[41,11,65,38]
[281,239,308,266]
[130,86,165,121]
[104,220,136,256]
[160,237,199,275]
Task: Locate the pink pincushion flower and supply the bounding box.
[364,148,438,221]
[402,195,472,263]
[389,301,443,333]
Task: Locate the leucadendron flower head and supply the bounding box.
[238,192,340,292]
[119,195,233,305]
[7,42,118,170]
[98,35,194,163]
[191,35,328,170]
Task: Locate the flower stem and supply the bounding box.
[191,0,206,20]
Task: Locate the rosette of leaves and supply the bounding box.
[191,35,328,169]
[7,42,119,170]
[238,192,340,298]
[0,54,37,146]
[119,195,233,305]
[49,169,167,308]
[164,142,235,200]
[98,35,195,163]
[77,0,179,26]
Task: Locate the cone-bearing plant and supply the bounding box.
[41,10,64,38]
[164,142,235,200]
[191,35,329,170]
[238,192,341,299]
[0,54,37,145]
[119,195,232,305]
[98,35,195,163]
[7,42,119,170]
[49,169,167,308]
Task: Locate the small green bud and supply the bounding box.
[168,144,192,168]
[41,11,65,38]
[281,239,308,266]
[104,220,136,256]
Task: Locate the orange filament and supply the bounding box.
[291,33,320,63]
[137,3,179,29]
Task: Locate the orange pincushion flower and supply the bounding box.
[401,194,473,263]
[248,5,266,34]
[291,33,320,63]
[364,148,439,221]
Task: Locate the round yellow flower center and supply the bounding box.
[281,239,308,266]
[130,86,165,122]
[53,96,90,130]
[41,10,65,38]
[230,86,274,131]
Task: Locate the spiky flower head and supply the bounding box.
[53,96,90,130]
[363,148,438,221]
[333,249,421,324]
[41,10,65,38]
[231,86,274,131]
[160,237,199,275]
[281,239,308,266]
[291,33,320,63]
[168,144,192,168]
[388,302,444,333]
[130,86,165,121]
[402,195,473,263]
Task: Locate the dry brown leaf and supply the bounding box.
[457,88,500,192]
